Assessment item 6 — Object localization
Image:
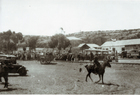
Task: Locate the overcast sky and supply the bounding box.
[1,0,140,36]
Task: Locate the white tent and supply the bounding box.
[67,36,82,41]
[85,48,104,51]
[85,48,109,55]
[85,47,98,51]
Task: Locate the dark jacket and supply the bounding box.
[94,57,100,67]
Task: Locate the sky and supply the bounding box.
[1,0,140,36]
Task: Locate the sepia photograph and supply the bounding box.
[1,0,140,94]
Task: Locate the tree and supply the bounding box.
[48,35,58,49]
[16,32,23,43]
[92,36,107,46]
[0,30,23,53]
[48,34,71,53]
[28,36,39,51]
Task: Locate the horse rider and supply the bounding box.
[93,56,101,74]
[90,52,94,62]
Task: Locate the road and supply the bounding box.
[0,60,140,94]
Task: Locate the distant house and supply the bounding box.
[17,47,46,52]
[78,43,99,52]
[101,38,140,53]
[36,48,46,52]
[17,47,30,52]
[66,36,82,41]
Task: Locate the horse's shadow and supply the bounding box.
[0,88,17,92]
[8,75,29,77]
[0,82,12,85]
[0,82,26,92]
[41,62,57,65]
[96,82,119,87]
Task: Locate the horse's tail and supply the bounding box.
[79,68,82,72]
[79,64,88,72]
[79,63,91,72]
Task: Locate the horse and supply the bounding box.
[0,62,9,88]
[85,59,111,84]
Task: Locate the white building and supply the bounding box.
[66,36,82,41]
[101,39,140,53]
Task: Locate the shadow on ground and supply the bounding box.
[97,82,120,87]
[0,82,12,85]
[41,62,57,65]
[8,75,29,77]
[0,87,26,92]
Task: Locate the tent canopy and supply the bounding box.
[85,48,108,52]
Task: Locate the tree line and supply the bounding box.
[2,28,140,54]
[0,30,71,54]
[0,30,23,53]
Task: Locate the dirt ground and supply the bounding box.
[0,60,140,94]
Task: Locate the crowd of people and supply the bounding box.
[14,52,42,60]
[55,51,110,62]
[9,50,112,63]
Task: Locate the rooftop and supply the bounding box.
[101,39,140,47]
[78,43,99,48]
[66,36,82,41]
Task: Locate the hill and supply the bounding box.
[66,28,140,46]
[20,28,140,48]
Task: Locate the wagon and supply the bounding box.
[40,53,55,64]
[0,54,28,76]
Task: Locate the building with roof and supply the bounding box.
[101,38,140,53]
[78,43,100,52]
[17,47,47,52]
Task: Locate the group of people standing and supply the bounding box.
[54,51,95,62]
[15,52,41,60]
[77,52,96,62]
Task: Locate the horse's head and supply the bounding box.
[104,60,111,68]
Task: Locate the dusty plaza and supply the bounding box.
[0,59,140,94]
[2,0,140,94]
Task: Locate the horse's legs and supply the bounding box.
[102,74,104,84]
[95,74,101,83]
[0,76,2,82]
[3,76,8,88]
[88,72,93,82]
[85,73,89,82]
[85,72,90,82]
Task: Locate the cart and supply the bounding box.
[40,53,55,64]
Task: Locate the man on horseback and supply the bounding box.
[85,56,111,83]
[93,56,101,74]
[90,52,94,62]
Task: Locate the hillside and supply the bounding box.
[66,28,140,46]
[20,28,140,48]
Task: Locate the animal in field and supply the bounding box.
[85,59,111,84]
[0,62,9,88]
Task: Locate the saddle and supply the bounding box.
[91,63,97,74]
[93,61,101,74]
